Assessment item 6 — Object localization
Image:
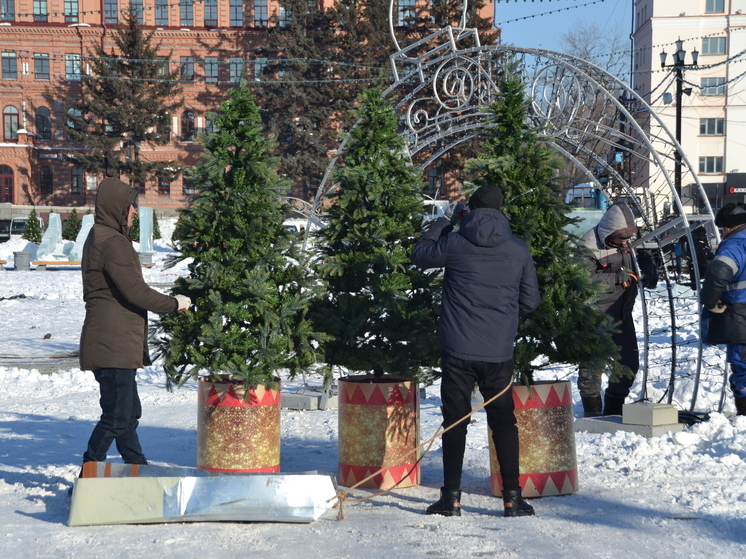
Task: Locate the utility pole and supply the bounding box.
[660,38,698,209]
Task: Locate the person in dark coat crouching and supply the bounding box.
[80,177,191,467]
[411,185,540,518]
[577,202,644,417]
[700,203,746,416]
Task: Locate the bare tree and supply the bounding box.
[560,19,628,79]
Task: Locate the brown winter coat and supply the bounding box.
[79,178,177,371]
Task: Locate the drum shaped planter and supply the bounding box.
[197,378,281,472]
[338,375,420,489]
[489,380,578,497]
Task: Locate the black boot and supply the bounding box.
[581,396,603,418]
[426,487,461,516]
[503,488,534,517]
[735,397,746,416]
[603,394,626,416]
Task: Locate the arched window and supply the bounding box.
[35,107,51,140]
[0,164,13,203]
[181,111,195,141]
[67,107,82,140]
[3,105,19,142]
[40,165,53,194]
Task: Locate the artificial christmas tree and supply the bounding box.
[312,89,440,488]
[62,209,82,241]
[21,209,43,244]
[154,86,319,472]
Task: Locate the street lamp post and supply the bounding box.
[660,38,698,207]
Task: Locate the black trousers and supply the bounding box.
[83,368,147,464]
[439,353,519,492]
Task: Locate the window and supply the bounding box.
[103,0,117,25]
[699,156,723,174]
[279,6,291,27]
[181,111,195,141]
[229,57,244,83]
[180,57,195,81]
[204,57,219,83]
[702,37,726,55]
[33,0,47,21]
[64,0,78,22]
[2,52,17,79]
[204,0,217,26]
[230,0,243,26]
[71,166,84,194]
[155,56,169,78]
[205,115,216,134]
[36,107,51,140]
[155,0,168,26]
[254,0,268,26]
[133,181,145,194]
[398,0,415,26]
[3,106,19,141]
[40,165,53,194]
[131,0,143,24]
[180,0,193,26]
[67,108,82,138]
[2,0,15,21]
[705,0,724,12]
[66,54,81,81]
[158,178,170,196]
[34,53,49,80]
[254,57,267,81]
[427,167,444,198]
[0,164,13,203]
[701,77,726,96]
[700,118,724,135]
[182,177,195,195]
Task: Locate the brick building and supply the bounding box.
[0,0,337,215]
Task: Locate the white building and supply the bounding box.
[633,0,746,213]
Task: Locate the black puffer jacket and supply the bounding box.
[579,202,638,315]
[411,208,540,363]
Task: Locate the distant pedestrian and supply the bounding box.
[411,185,540,517]
[79,178,191,467]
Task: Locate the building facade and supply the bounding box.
[633,0,746,213]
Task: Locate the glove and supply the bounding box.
[442,201,469,225]
[175,294,191,312]
[709,301,727,314]
[616,268,638,288]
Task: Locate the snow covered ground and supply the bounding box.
[0,222,745,559]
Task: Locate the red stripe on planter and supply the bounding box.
[513,383,572,410]
[339,462,420,488]
[198,382,281,407]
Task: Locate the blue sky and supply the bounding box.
[492,0,633,53]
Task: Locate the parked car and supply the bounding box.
[0,219,9,243]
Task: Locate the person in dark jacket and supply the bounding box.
[80,177,191,466]
[700,203,746,416]
[577,202,641,417]
[411,185,540,518]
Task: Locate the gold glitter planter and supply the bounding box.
[489,380,578,498]
[338,375,420,489]
[197,378,281,473]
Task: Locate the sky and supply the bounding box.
[492,0,634,53]
[0,220,745,557]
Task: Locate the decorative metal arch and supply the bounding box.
[311,9,728,414]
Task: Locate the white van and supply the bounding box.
[9,216,44,240]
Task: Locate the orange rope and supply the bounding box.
[331,379,513,520]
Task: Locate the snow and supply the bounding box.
[0,221,745,559]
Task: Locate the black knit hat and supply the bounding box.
[468,185,504,211]
[715,203,746,228]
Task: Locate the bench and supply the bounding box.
[32,261,82,271]
[0,260,6,271]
